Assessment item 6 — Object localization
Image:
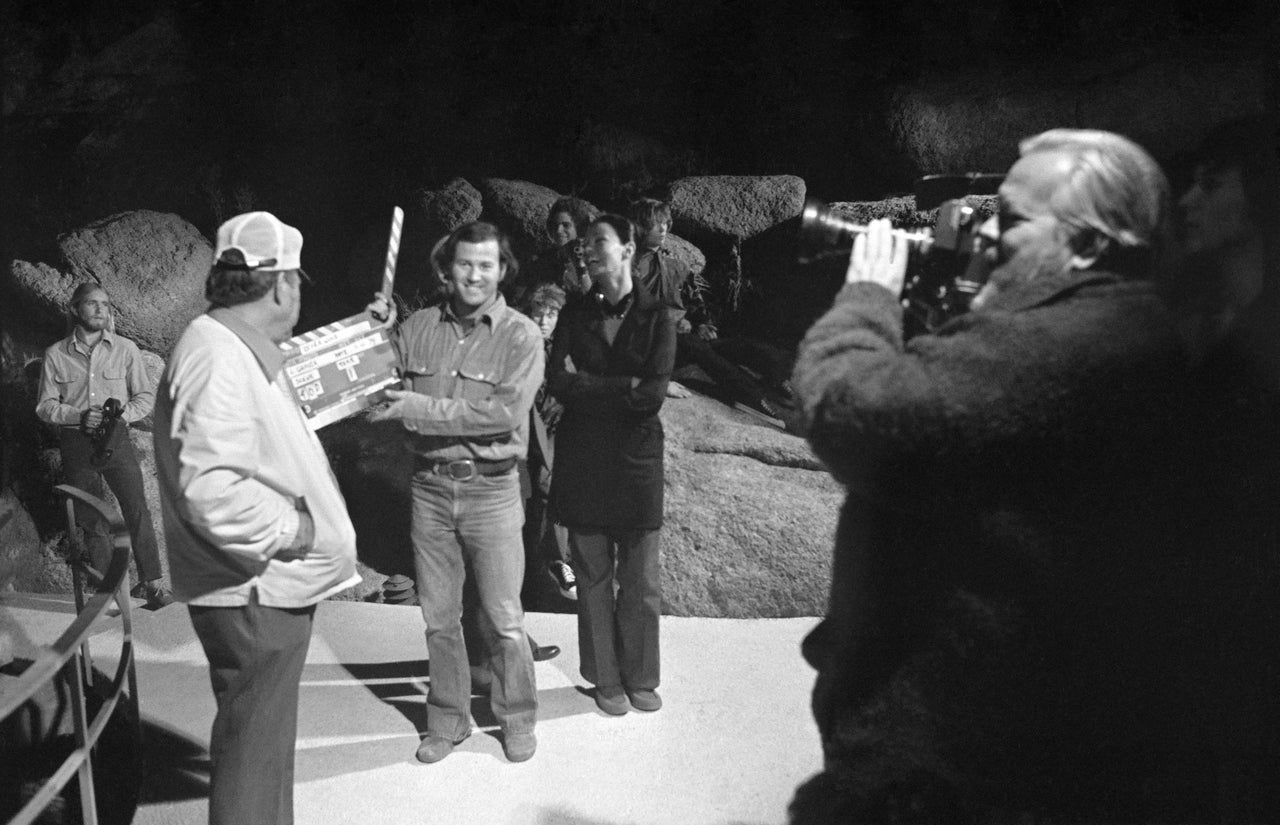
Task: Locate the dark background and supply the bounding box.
[4,0,1275,257]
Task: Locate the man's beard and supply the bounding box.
[971,246,1073,310]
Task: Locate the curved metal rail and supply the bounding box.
[0,484,140,825]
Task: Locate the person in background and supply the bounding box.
[371,221,542,764]
[1168,115,1280,821]
[154,211,360,825]
[36,282,172,609]
[507,196,599,309]
[520,283,577,601]
[548,214,677,716]
[629,197,789,427]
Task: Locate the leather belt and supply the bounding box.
[416,456,516,481]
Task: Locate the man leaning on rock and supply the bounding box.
[35,282,172,608]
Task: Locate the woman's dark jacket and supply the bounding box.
[547,285,676,531]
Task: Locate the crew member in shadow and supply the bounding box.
[1165,115,1280,821]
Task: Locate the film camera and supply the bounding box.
[88,397,124,464]
[798,174,1001,337]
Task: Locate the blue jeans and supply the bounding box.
[410,468,536,738]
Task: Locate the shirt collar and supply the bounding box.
[592,286,636,319]
[207,307,287,379]
[442,292,506,328]
[70,327,115,353]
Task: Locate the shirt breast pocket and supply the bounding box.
[100,368,128,404]
[404,363,443,397]
[456,368,499,404]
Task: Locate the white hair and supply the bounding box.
[1020,129,1170,274]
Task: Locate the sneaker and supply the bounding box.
[626,688,662,712]
[416,730,470,764]
[548,560,577,600]
[130,580,174,610]
[733,397,785,429]
[502,731,537,763]
[594,685,629,716]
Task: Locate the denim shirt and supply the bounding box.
[36,329,155,426]
[391,294,544,463]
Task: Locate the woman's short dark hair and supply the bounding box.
[430,221,518,284]
[546,197,599,237]
[587,214,637,246]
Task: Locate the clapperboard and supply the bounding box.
[277,206,404,430]
[278,312,401,430]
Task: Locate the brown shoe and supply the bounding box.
[626,688,662,712]
[594,685,628,716]
[415,730,470,764]
[503,731,537,762]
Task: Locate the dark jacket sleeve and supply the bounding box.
[548,308,676,419]
[794,279,1175,501]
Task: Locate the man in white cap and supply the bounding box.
[153,211,359,825]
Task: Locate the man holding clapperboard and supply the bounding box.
[283,209,548,764]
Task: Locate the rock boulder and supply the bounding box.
[670,175,807,241]
[8,211,212,355]
[477,178,568,262]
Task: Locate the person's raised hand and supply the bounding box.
[846,218,909,297]
[367,292,397,326]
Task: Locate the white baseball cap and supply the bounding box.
[214,211,303,271]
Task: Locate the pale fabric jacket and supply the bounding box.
[154,312,359,607]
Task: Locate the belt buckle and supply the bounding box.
[445,459,476,481]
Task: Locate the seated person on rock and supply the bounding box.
[628,197,789,427]
[506,196,599,310]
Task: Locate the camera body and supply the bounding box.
[798,189,996,337]
[90,397,124,464]
[900,199,992,337]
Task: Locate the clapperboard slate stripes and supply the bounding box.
[278,311,401,430]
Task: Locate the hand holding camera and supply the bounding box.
[846,218,910,296]
[799,194,994,336]
[87,397,124,464]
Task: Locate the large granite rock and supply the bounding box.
[412,177,483,242]
[477,178,567,263]
[322,390,838,618]
[0,489,42,591]
[8,211,212,355]
[660,392,838,618]
[888,50,1269,177]
[670,175,807,241]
